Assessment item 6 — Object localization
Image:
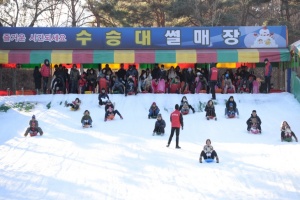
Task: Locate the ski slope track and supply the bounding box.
[0,93,299,200]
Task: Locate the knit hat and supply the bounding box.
[157,113,162,118]
[32,115,35,119]
[152,102,156,105]
[264,58,269,62]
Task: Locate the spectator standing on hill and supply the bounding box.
[264,58,272,93]
[33,66,42,94]
[209,63,218,100]
[41,59,51,94]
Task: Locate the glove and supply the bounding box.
[24,133,27,137]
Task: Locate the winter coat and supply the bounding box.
[149,104,160,112]
[170,110,183,128]
[205,105,216,117]
[81,115,92,123]
[209,67,218,81]
[70,68,80,81]
[155,119,166,130]
[203,144,214,153]
[264,62,272,77]
[29,119,39,127]
[41,64,50,77]
[98,93,109,101]
[246,114,262,125]
[226,100,237,111]
[33,67,42,89]
[105,104,114,112]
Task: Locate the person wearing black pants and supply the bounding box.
[167,104,183,148]
[209,64,218,100]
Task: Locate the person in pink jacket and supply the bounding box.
[40,59,51,94]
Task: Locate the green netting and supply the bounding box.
[140,63,154,70]
[21,64,41,69]
[83,64,99,69]
[256,62,279,68]
[291,71,300,103]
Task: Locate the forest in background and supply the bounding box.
[0,0,299,44]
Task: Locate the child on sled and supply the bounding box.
[148,102,160,119]
[199,139,219,163]
[24,115,44,137]
[104,100,123,121]
[81,110,93,128]
[152,113,166,136]
[246,110,262,133]
[281,121,298,142]
[205,100,217,120]
[65,98,81,111]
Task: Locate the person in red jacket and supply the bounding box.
[40,59,51,94]
[209,63,218,100]
[166,104,184,149]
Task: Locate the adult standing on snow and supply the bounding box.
[166,104,183,149]
[264,58,272,93]
[41,59,51,94]
[209,63,218,100]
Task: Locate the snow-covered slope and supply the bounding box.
[0,93,299,200]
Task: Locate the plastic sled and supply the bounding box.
[250,126,260,134]
[181,110,189,115]
[127,91,135,95]
[29,131,38,137]
[83,124,92,128]
[71,107,80,111]
[227,114,236,118]
[150,115,158,119]
[205,158,214,163]
[282,138,292,142]
[206,116,216,120]
[106,115,115,120]
[99,78,109,93]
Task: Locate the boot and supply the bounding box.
[216,156,219,163]
[199,157,202,163]
[175,146,181,149]
[166,144,170,147]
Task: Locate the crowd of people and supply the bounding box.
[33,60,273,96]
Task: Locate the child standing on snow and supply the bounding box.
[81,110,93,127]
[65,98,81,111]
[24,115,44,137]
[205,100,217,120]
[153,113,166,135]
[199,139,219,163]
[281,121,298,142]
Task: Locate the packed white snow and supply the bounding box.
[0,93,299,200]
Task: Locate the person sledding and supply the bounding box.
[179,96,195,114]
[281,121,298,142]
[153,113,166,136]
[199,139,219,163]
[246,110,262,134]
[125,75,137,96]
[81,110,93,128]
[225,96,239,118]
[24,115,44,137]
[98,88,110,106]
[104,100,123,121]
[65,98,81,111]
[148,102,160,119]
[205,100,217,120]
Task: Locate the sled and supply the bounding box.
[149,115,158,119]
[206,116,217,120]
[252,80,260,94]
[204,158,215,163]
[99,77,109,93]
[106,115,115,121]
[152,132,164,136]
[282,138,293,142]
[70,107,80,111]
[83,124,92,128]
[181,110,189,115]
[169,83,180,94]
[249,125,260,134]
